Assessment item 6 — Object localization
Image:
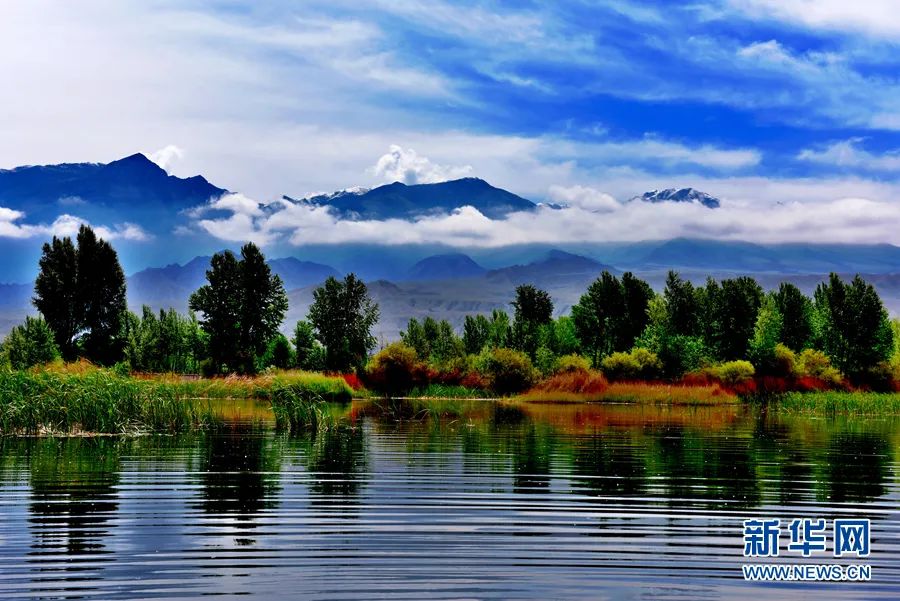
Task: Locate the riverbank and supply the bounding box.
[0,364,353,435]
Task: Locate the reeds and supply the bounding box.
[777,391,900,415]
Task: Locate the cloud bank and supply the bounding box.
[0,208,150,242]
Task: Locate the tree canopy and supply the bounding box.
[308,274,379,372]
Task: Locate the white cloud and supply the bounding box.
[0,208,150,242]
[149,145,185,172]
[191,183,900,248]
[371,145,474,184]
[728,0,900,39]
[547,185,619,212]
[798,138,900,171]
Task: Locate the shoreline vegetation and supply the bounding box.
[5,226,900,436]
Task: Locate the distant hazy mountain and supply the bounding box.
[298,177,536,220]
[0,153,225,222]
[631,188,721,208]
[406,253,486,280]
[487,250,617,284]
[126,255,340,312]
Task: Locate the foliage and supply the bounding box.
[365,342,426,396]
[308,273,379,372]
[813,273,893,379]
[554,353,591,374]
[748,295,783,375]
[261,334,295,370]
[463,314,491,354]
[652,334,711,379]
[663,271,700,336]
[476,347,537,394]
[2,317,60,370]
[293,320,326,371]
[511,284,553,357]
[701,276,763,361]
[704,360,756,386]
[527,369,608,397]
[571,271,652,363]
[189,243,288,374]
[775,282,814,350]
[796,348,843,386]
[487,309,511,349]
[33,225,128,364]
[124,306,207,373]
[600,348,662,381]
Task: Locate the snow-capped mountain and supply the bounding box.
[630,188,721,209]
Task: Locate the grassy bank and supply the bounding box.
[517,381,738,405]
[775,391,900,416]
[0,364,354,435]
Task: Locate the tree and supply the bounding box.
[33,225,128,365]
[307,274,379,372]
[293,320,325,371]
[189,243,288,373]
[663,271,699,336]
[748,294,783,375]
[33,236,79,359]
[511,285,553,357]
[814,273,893,379]
[571,271,625,363]
[76,225,128,365]
[463,314,491,355]
[486,309,510,349]
[261,334,295,370]
[620,272,654,349]
[705,276,763,361]
[775,282,813,350]
[2,316,60,369]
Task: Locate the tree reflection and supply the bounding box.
[302,424,367,506]
[820,432,889,504]
[572,430,646,497]
[25,438,121,557]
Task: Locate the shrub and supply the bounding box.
[2,317,60,370]
[554,353,591,374]
[260,335,295,370]
[600,348,661,381]
[365,342,426,396]
[476,347,537,394]
[531,369,608,395]
[797,349,843,386]
[655,334,710,379]
[772,343,797,378]
[534,346,558,376]
[706,360,755,386]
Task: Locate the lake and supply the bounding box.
[0,399,897,599]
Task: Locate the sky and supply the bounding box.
[4,0,900,249]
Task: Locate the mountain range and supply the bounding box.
[4,152,900,339]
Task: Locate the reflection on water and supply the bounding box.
[0,400,898,599]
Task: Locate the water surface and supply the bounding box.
[0,400,898,599]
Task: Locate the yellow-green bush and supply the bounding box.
[554,353,591,374]
[476,347,537,394]
[600,348,661,381]
[365,342,426,396]
[796,349,842,385]
[706,360,755,386]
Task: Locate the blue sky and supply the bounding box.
[4,0,900,251]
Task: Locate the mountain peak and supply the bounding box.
[631,187,720,209]
[296,177,536,220]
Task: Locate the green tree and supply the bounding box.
[33,236,79,359]
[33,226,127,365]
[571,271,624,363]
[293,320,325,371]
[400,318,430,360]
[2,316,60,369]
[748,294,783,374]
[463,314,491,354]
[308,274,380,372]
[774,282,813,350]
[549,316,581,356]
[814,273,893,379]
[511,285,553,357]
[620,272,654,348]
[261,334,295,370]
[704,276,763,361]
[486,309,510,349]
[75,225,128,365]
[189,243,288,373]
[663,271,699,336]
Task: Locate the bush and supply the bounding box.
[2,317,60,370]
[797,349,843,386]
[534,346,558,376]
[476,347,537,395]
[706,360,755,386]
[772,343,797,378]
[532,369,608,395]
[655,334,710,379]
[365,342,426,396]
[600,348,661,381]
[260,334,296,370]
[554,353,591,374]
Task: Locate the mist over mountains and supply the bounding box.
[3,152,900,339]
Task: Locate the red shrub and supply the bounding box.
[341,372,364,391]
[534,370,609,395]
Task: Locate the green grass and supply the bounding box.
[0,366,353,435]
[777,391,900,415]
[405,383,494,399]
[0,369,219,434]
